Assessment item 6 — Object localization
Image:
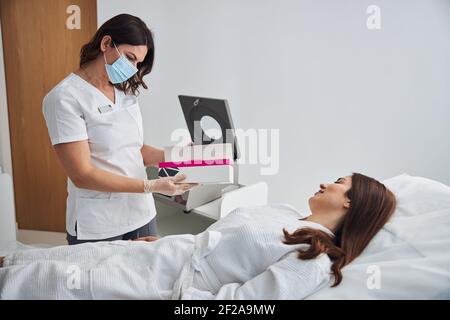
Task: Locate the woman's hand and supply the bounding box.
[133,236,159,242]
[147,174,198,196]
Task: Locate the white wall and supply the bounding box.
[98,0,450,213]
[0,19,13,177]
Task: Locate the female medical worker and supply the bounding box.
[43,14,196,245]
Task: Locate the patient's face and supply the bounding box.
[308,176,352,213]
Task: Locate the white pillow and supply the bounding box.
[307,174,450,299]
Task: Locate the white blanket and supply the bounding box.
[0,204,331,300]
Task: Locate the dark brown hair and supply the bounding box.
[283,172,396,287]
[79,14,154,95]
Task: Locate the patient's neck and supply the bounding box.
[303,213,341,234]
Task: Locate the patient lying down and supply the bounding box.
[0,173,396,300]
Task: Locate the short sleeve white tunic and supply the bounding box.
[42,73,156,240]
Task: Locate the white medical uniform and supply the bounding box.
[42,73,156,240]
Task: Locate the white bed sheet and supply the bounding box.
[0,241,52,256]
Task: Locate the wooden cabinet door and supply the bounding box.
[0,0,97,232]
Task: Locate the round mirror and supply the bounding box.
[200,115,222,140]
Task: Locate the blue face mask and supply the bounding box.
[104,42,138,84]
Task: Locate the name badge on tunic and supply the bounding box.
[98,105,112,113]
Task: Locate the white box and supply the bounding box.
[160,143,234,184]
[164,143,233,162]
[161,164,233,184]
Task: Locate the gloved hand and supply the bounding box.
[145,174,198,196]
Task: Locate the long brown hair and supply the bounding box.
[79,14,154,95]
[283,172,396,287]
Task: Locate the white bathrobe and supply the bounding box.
[0,204,333,300]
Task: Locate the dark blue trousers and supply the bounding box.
[66,217,158,245]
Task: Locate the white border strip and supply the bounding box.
[0,17,13,177]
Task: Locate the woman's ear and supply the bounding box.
[100,35,112,52]
[343,200,351,209]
